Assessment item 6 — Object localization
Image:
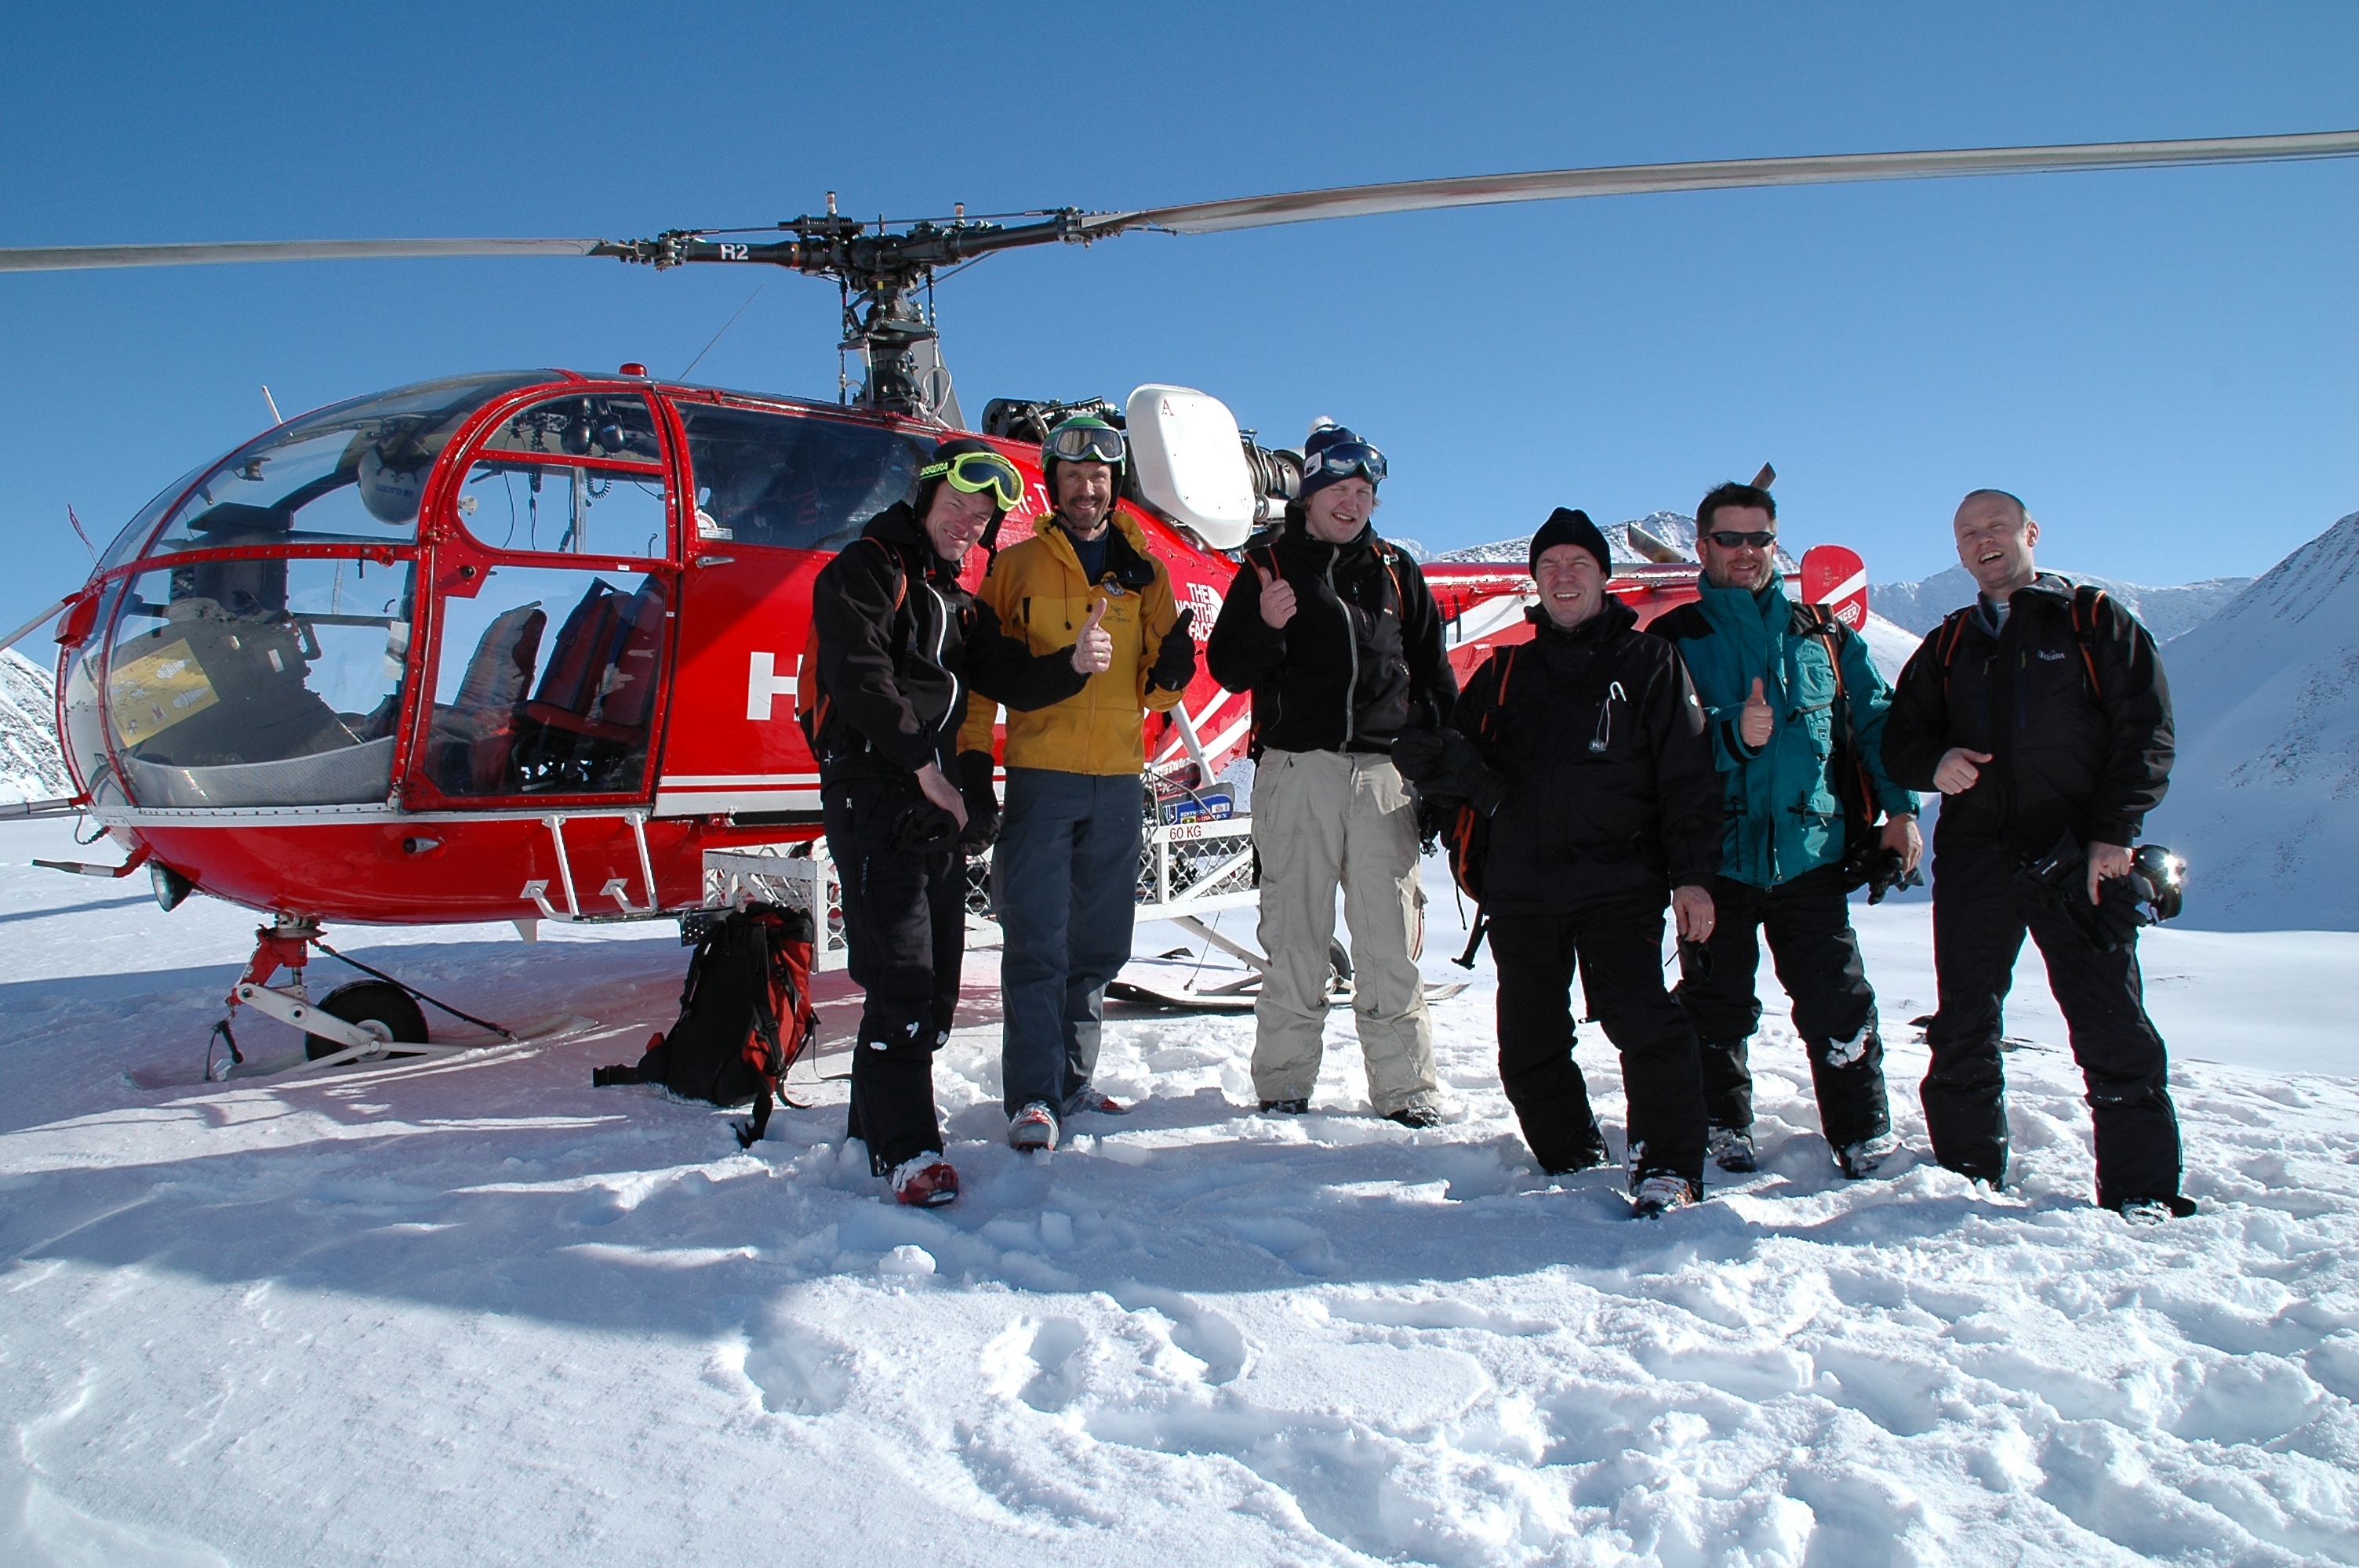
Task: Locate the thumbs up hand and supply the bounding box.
[1256,562,1298,629]
[1148,606,1197,691]
[1071,596,1115,674]
[1739,677,1774,749]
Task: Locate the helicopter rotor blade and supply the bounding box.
[0,237,609,273]
[1083,129,2359,237]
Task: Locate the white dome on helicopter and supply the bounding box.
[354,437,429,524]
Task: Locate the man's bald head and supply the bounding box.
[1954,488,2040,598]
[1960,488,2030,524]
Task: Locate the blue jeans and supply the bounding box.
[996,769,1141,1116]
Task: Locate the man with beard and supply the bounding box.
[804,437,1103,1205]
[958,415,1194,1152]
[1649,481,1920,1179]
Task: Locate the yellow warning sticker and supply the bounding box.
[109,637,220,746]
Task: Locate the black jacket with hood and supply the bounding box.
[1205,510,1456,756]
[1880,572,2172,855]
[805,502,1087,786]
[1447,599,1722,914]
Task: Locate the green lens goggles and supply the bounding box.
[1044,421,1127,466]
[921,449,1024,511]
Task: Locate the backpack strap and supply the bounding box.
[732,913,789,1147]
[1479,645,1518,739]
[2070,584,2107,698]
[1448,644,1521,970]
[1805,605,1856,747]
[1372,541,1405,622]
[1932,604,1975,674]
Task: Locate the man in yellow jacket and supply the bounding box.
[958,415,1196,1151]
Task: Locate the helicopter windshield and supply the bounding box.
[104,556,415,809]
[679,403,926,554]
[140,372,550,554]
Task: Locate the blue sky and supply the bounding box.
[2,2,2354,637]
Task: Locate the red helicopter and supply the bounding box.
[5,129,2351,1066]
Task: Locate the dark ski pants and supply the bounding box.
[824,775,964,1175]
[995,768,1140,1118]
[1674,866,1892,1150]
[1926,843,2182,1206]
[1490,902,1707,1185]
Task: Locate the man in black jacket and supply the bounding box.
[1397,509,1721,1216]
[805,437,1099,1207]
[1206,423,1455,1125]
[1881,488,2189,1223]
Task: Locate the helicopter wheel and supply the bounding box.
[306,980,430,1062]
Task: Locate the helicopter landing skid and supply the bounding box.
[1108,916,1472,1014]
[227,982,476,1073]
[166,918,579,1087]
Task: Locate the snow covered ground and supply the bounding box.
[4,817,2356,1566]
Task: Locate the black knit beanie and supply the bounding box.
[1528,507,1613,575]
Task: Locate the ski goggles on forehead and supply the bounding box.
[1703,529,1777,550]
[921,449,1023,511]
[1044,423,1127,464]
[1304,441,1387,485]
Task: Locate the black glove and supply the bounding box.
[1863,847,1925,906]
[2018,832,2145,952]
[2090,873,2151,949]
[888,799,961,858]
[1148,608,1197,691]
[1401,728,1507,816]
[954,750,1000,856]
[1391,727,1448,782]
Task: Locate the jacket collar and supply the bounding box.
[1696,570,1789,630]
[2012,572,2080,608]
[1041,507,1158,589]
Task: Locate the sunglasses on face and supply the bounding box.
[1703,530,1777,550]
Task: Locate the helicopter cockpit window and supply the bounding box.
[455,394,671,557]
[145,372,547,554]
[103,557,416,809]
[457,462,671,558]
[474,394,663,464]
[425,563,667,799]
[679,403,926,554]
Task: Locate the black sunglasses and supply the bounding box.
[1703,530,1777,550]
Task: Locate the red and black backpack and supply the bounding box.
[594,902,818,1148]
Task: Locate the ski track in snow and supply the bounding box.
[2,820,2356,1566]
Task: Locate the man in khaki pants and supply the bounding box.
[1205,423,1455,1126]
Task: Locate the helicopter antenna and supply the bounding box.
[678,278,768,379]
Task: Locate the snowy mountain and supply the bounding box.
[2149,510,2359,931]
[1435,510,1801,577]
[1870,564,2249,640]
[0,648,70,805]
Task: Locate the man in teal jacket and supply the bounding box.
[1651,481,1921,1178]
